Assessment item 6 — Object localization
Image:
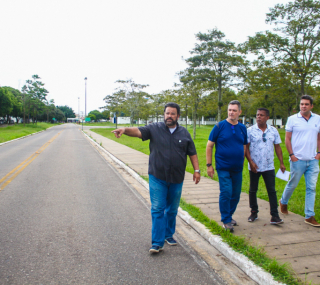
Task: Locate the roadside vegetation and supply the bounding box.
[0,123,58,143]
[179,198,300,285]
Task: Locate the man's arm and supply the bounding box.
[112,127,142,139]
[245,143,258,173]
[206,140,215,178]
[285,131,298,162]
[316,133,320,160]
[274,144,286,173]
[189,154,201,184]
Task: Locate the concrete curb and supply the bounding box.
[83,131,284,285]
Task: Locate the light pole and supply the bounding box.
[78,97,80,123]
[84,77,87,119]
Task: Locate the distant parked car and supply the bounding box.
[0,119,4,125]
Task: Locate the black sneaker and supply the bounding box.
[231,219,237,226]
[248,212,258,222]
[270,216,284,225]
[223,222,234,232]
[165,237,177,246]
[149,245,164,253]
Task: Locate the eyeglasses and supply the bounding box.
[262,133,267,142]
[231,125,235,134]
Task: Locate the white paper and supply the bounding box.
[276,169,290,181]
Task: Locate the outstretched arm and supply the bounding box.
[112,127,142,138]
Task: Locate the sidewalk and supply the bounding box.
[84,127,320,284]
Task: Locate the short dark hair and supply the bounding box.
[300,95,313,105]
[228,100,241,111]
[164,102,180,115]
[257,108,270,117]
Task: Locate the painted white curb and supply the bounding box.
[83,131,284,285]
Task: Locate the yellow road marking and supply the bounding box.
[0,132,62,191]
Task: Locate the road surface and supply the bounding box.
[0,124,227,284]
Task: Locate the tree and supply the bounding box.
[54,108,65,122]
[186,28,247,122]
[22,75,49,124]
[3,87,22,123]
[150,92,166,122]
[243,0,320,102]
[114,79,149,126]
[179,68,209,139]
[101,90,126,126]
[88,113,96,122]
[45,99,56,122]
[101,110,110,120]
[56,106,76,119]
[0,87,13,121]
[88,110,103,121]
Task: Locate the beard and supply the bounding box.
[164,117,178,127]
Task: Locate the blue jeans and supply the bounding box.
[281,159,319,218]
[149,174,183,247]
[217,170,243,224]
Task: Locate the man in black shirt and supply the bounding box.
[112,102,200,253]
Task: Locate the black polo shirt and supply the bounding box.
[138,122,197,184]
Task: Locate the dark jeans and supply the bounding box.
[249,169,279,217]
[217,170,242,224]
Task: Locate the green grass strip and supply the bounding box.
[0,123,60,143]
[179,198,302,285]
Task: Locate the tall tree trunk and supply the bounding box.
[301,78,305,95]
[185,104,188,129]
[193,108,196,140]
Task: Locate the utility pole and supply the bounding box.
[84,77,87,118]
[78,97,80,123]
[218,61,222,122]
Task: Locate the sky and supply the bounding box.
[0,0,290,116]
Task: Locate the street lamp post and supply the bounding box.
[78,97,80,123]
[84,77,87,119]
[218,61,222,122]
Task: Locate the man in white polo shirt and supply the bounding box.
[279,95,320,226]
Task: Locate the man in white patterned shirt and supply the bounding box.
[246,108,286,224]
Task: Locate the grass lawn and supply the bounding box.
[0,123,59,143]
[92,124,320,221]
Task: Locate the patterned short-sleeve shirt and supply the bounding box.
[247,124,281,172]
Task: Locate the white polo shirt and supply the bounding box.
[286,112,320,161]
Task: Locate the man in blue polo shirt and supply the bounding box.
[206,100,248,232]
[279,95,320,227]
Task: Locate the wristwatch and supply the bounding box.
[206,163,212,167]
[194,170,201,173]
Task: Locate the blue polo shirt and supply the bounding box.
[209,120,248,171]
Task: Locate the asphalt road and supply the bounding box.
[0,124,225,284]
